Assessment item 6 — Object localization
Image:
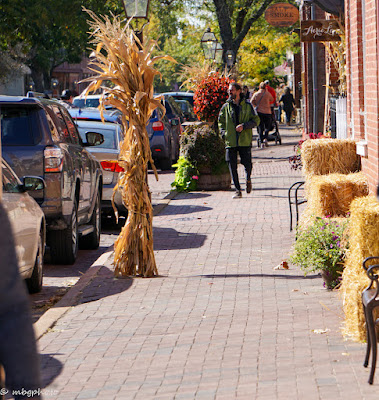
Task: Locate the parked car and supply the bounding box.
[70,103,176,171]
[1,95,104,265]
[2,159,46,293]
[160,92,194,107]
[69,107,122,124]
[75,120,127,218]
[73,94,102,109]
[175,99,197,122]
[147,107,177,170]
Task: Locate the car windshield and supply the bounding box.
[1,105,42,145]
[73,98,100,108]
[77,125,119,149]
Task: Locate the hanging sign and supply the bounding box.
[265,3,299,27]
[300,20,342,42]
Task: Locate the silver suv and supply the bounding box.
[1,96,104,265]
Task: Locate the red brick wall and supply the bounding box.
[346,0,379,193]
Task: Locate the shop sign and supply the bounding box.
[265,3,299,27]
[300,20,342,42]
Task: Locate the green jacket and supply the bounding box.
[218,99,260,148]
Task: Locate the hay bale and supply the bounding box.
[306,172,369,218]
[340,196,379,342]
[301,139,360,177]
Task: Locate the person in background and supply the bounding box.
[279,86,296,125]
[218,82,260,199]
[251,82,274,148]
[264,79,279,133]
[60,89,74,109]
[243,85,251,101]
[0,202,42,400]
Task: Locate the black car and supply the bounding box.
[1,95,104,265]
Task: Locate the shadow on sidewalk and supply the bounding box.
[174,192,212,200]
[159,204,212,216]
[40,353,63,388]
[78,266,133,304]
[153,227,206,250]
[199,273,320,280]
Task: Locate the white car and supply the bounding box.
[2,160,46,293]
[75,120,127,218]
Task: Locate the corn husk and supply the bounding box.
[301,139,360,177]
[83,9,175,277]
[340,196,379,342]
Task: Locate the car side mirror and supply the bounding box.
[85,132,104,146]
[171,119,179,126]
[22,176,46,192]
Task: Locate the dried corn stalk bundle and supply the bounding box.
[306,172,369,218]
[179,60,222,92]
[301,139,360,178]
[83,9,175,277]
[340,196,379,342]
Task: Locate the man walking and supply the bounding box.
[218,82,260,198]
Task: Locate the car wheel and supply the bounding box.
[50,198,78,265]
[80,191,101,250]
[160,157,172,171]
[26,229,44,294]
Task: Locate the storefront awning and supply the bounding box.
[313,0,344,16]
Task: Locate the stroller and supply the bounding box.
[256,109,282,148]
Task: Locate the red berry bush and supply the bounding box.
[193,73,232,122]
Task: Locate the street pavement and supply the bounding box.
[33,125,378,399]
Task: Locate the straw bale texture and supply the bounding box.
[83,10,175,277]
[301,139,360,177]
[306,172,369,218]
[340,196,379,342]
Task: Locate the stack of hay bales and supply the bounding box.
[298,138,379,342]
[299,139,365,226]
[340,196,379,342]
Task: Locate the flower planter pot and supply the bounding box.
[197,172,231,191]
[321,270,341,290]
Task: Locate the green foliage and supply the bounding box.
[239,26,300,87]
[180,123,228,175]
[171,157,199,192]
[0,0,122,90]
[290,217,349,289]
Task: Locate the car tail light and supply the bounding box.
[44,147,64,172]
[152,121,164,131]
[100,160,124,173]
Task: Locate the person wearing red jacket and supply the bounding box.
[265,80,279,133]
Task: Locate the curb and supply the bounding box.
[33,190,178,340]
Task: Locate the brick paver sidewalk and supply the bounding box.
[37,126,378,399]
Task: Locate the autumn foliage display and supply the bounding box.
[193,73,232,122]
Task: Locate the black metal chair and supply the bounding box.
[362,256,379,384]
[288,181,307,231]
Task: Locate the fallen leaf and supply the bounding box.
[312,328,330,334]
[273,261,289,270]
[292,289,299,292]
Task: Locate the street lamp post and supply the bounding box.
[214,42,223,65]
[226,50,235,70]
[201,28,218,60]
[122,0,151,44]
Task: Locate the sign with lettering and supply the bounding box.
[265,3,299,27]
[300,20,342,42]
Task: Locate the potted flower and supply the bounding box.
[289,217,349,289]
[171,123,230,191]
[193,73,232,125]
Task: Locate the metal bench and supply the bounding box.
[362,256,379,384]
[288,181,307,231]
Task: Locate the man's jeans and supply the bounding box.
[226,146,252,191]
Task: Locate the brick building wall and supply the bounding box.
[345,0,379,194]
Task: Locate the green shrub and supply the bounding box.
[180,123,228,175]
[171,157,199,192]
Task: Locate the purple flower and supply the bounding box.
[336,241,341,247]
[332,236,339,241]
[330,244,333,248]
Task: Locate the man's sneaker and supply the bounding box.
[263,139,268,147]
[233,190,242,199]
[246,179,252,194]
